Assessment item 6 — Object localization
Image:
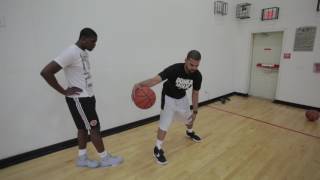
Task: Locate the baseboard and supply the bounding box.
[0,138,78,169]
[198,92,234,107]
[273,100,320,111]
[101,115,160,137]
[233,92,249,97]
[0,92,238,169]
[0,114,159,169]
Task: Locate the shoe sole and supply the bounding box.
[186,135,202,143]
[153,154,168,165]
[99,160,124,168]
[76,164,99,168]
[76,160,99,168]
[99,163,121,168]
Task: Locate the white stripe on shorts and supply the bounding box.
[74,97,91,130]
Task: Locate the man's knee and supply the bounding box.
[78,129,88,134]
[90,127,101,136]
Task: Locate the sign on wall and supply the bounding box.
[283,53,291,59]
[261,7,279,21]
[293,26,317,51]
[314,63,320,73]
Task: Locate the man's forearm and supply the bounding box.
[40,71,65,95]
[136,75,162,88]
[192,91,199,113]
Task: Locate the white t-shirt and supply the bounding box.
[54,44,94,97]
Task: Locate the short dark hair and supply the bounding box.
[187,50,201,61]
[79,27,97,39]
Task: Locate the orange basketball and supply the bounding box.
[132,87,156,109]
[305,110,320,122]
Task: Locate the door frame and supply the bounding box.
[247,28,287,100]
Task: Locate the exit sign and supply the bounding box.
[261,7,279,21]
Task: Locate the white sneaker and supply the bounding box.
[99,153,123,167]
[76,155,99,168]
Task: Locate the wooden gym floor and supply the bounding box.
[0,96,319,180]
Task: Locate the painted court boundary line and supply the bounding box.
[207,105,320,140]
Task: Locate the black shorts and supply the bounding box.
[65,96,100,130]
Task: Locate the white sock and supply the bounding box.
[98,151,108,159]
[156,139,163,149]
[78,149,87,156]
[187,128,193,133]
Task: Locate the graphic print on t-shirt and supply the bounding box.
[159,63,202,100]
[80,52,93,88]
[175,77,193,90]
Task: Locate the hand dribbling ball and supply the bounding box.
[132,87,156,109]
[305,110,320,122]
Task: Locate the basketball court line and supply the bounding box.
[206,105,320,140]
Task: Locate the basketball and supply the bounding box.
[132,87,156,109]
[305,110,320,122]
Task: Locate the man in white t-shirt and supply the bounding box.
[41,28,123,168]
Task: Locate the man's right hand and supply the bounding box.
[132,83,142,99]
[64,87,83,96]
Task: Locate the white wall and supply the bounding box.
[0,0,235,159]
[232,0,320,108]
[1,0,319,160]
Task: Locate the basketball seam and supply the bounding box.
[141,88,154,102]
[135,88,155,109]
[142,88,155,108]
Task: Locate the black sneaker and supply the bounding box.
[186,131,202,142]
[153,146,168,165]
